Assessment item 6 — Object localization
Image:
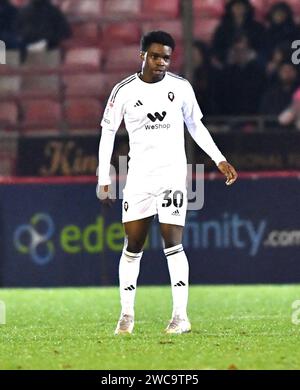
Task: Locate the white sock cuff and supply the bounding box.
[164,244,184,257]
[123,249,143,261]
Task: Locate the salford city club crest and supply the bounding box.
[168,92,175,102]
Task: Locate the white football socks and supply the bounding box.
[164,244,189,319]
[119,248,143,317]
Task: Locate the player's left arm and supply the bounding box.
[182,82,238,186]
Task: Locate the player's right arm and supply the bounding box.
[96,84,125,204]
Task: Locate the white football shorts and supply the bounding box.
[122,183,188,226]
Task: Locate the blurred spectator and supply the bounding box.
[265,2,299,60]
[219,34,266,115]
[265,42,293,85]
[10,0,29,5]
[0,0,21,49]
[260,62,299,116]
[279,88,300,130]
[192,41,222,116]
[212,0,265,64]
[10,0,30,7]
[15,0,71,54]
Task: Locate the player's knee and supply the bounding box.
[126,244,144,253]
[126,239,145,253]
[164,240,182,249]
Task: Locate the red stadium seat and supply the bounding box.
[104,45,141,72]
[194,17,220,43]
[142,0,179,18]
[65,98,102,128]
[142,20,183,42]
[21,75,60,98]
[63,73,106,97]
[23,49,61,69]
[21,99,62,129]
[64,47,102,69]
[193,0,225,18]
[103,0,141,16]
[0,102,18,128]
[69,21,100,46]
[5,50,20,67]
[53,0,103,18]
[0,76,21,96]
[102,72,134,96]
[101,23,141,47]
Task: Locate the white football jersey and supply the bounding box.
[98,72,226,188]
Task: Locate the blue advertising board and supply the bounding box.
[0,176,299,286]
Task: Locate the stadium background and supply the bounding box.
[0,0,299,287]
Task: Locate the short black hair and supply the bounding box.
[140,30,175,52]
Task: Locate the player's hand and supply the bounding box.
[217,161,238,186]
[96,184,115,207]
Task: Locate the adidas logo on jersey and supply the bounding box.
[134,100,143,107]
[172,209,180,216]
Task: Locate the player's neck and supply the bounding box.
[138,70,165,84]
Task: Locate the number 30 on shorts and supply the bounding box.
[162,190,184,208]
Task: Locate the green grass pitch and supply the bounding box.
[1,285,300,370]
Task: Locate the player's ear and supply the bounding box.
[140,51,145,61]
